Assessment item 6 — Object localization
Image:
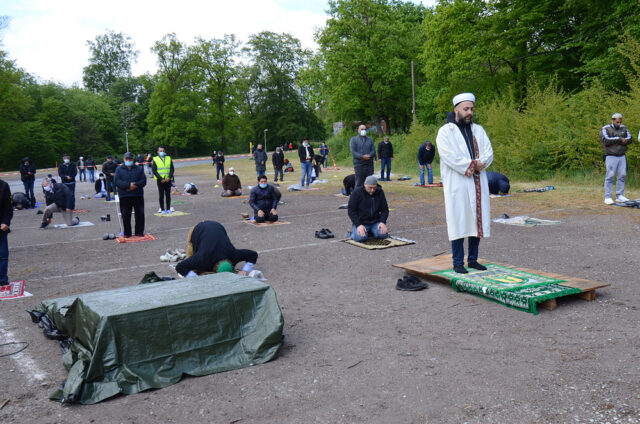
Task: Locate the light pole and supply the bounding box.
[125,131,129,153]
[263,129,268,152]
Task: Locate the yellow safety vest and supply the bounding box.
[153,156,172,181]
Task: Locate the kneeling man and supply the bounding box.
[249,175,279,223]
[348,175,389,242]
[176,220,258,277]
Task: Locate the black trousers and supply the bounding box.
[274,166,283,182]
[105,176,114,200]
[157,180,172,210]
[354,164,374,187]
[120,196,145,237]
[254,209,278,223]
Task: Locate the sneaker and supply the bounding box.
[170,206,174,212]
[604,198,614,205]
[617,195,630,202]
[39,222,48,229]
[453,265,468,274]
[161,210,168,215]
[315,230,330,239]
[396,275,428,291]
[158,208,162,213]
[467,262,487,271]
[321,228,335,238]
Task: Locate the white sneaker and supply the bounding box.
[157,208,162,213]
[170,206,174,212]
[604,198,614,205]
[616,195,630,202]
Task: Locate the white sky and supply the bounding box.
[0,0,435,87]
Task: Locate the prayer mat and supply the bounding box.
[172,200,186,205]
[343,235,415,250]
[490,194,512,198]
[493,216,560,227]
[611,199,640,208]
[522,186,554,193]
[416,183,443,188]
[433,264,581,314]
[116,234,158,243]
[104,200,117,203]
[221,195,248,199]
[54,221,95,229]
[0,281,26,299]
[73,209,91,213]
[334,193,348,198]
[153,211,191,217]
[243,220,291,227]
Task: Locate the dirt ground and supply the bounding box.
[1,161,639,424]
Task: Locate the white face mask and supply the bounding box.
[43,185,53,192]
[229,171,235,175]
[63,158,70,164]
[360,130,367,137]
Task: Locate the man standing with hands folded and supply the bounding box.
[350,124,376,187]
[115,152,147,238]
[436,93,493,274]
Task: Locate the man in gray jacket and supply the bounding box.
[350,124,376,187]
[253,144,268,178]
[601,113,632,204]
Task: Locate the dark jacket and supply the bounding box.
[85,157,95,169]
[249,184,278,212]
[102,160,118,176]
[272,151,285,168]
[417,142,435,165]
[298,144,314,162]
[95,177,108,194]
[215,153,225,166]
[377,141,394,159]
[343,174,356,196]
[348,185,389,227]
[349,135,376,168]
[222,173,242,191]
[487,171,510,195]
[58,162,77,183]
[254,149,267,170]
[0,179,13,228]
[175,221,258,276]
[51,182,74,210]
[114,164,147,198]
[601,123,632,156]
[19,158,36,182]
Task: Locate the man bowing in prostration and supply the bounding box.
[436,93,493,274]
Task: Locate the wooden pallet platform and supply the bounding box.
[393,254,610,311]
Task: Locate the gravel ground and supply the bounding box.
[0,167,639,424]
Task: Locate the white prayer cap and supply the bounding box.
[612,113,623,119]
[453,92,476,106]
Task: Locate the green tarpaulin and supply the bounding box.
[29,273,284,404]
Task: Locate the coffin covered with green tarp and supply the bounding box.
[29,273,284,404]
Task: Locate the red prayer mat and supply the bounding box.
[0,281,26,299]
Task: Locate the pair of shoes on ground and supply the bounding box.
[102,233,116,240]
[453,262,488,274]
[396,275,428,291]
[315,228,334,239]
[158,207,175,213]
[605,195,630,204]
[160,249,187,262]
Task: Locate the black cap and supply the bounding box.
[124,152,134,159]
[107,155,113,159]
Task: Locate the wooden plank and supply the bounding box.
[539,298,557,310]
[577,290,596,301]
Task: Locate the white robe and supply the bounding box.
[436,122,493,241]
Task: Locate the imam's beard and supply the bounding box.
[456,110,473,124]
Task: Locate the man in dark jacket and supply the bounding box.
[215,151,225,181]
[486,171,510,195]
[221,167,243,197]
[19,157,36,206]
[417,141,436,185]
[272,147,285,183]
[58,153,77,196]
[348,175,389,242]
[601,113,633,204]
[377,137,394,181]
[114,152,147,237]
[175,221,258,277]
[0,178,13,285]
[85,156,96,183]
[350,125,376,188]
[101,155,118,200]
[298,138,314,189]
[249,175,279,223]
[253,144,267,178]
[342,174,356,196]
[40,178,77,228]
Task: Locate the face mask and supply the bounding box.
[229,171,235,175]
[43,185,53,192]
[125,160,133,166]
[360,130,367,136]
[100,176,105,180]
[303,142,308,147]
[63,159,70,164]
[159,152,166,157]
[259,183,267,188]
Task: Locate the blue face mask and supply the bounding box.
[125,160,133,166]
[159,151,166,157]
[259,183,267,188]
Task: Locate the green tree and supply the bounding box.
[83,30,139,93]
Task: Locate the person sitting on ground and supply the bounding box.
[348,175,389,242]
[342,174,356,196]
[249,175,279,223]
[175,220,258,278]
[486,171,510,195]
[221,167,242,197]
[94,173,109,198]
[284,158,294,173]
[11,192,31,210]
[312,154,324,182]
[183,183,199,195]
[40,178,78,228]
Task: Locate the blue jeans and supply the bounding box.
[23,180,35,202]
[256,168,266,178]
[79,168,86,182]
[380,157,392,180]
[350,223,388,242]
[216,165,224,180]
[0,233,8,285]
[451,237,480,267]
[419,163,433,185]
[300,161,312,188]
[88,168,95,183]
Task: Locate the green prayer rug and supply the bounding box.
[433,264,582,314]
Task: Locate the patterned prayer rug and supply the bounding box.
[153,211,191,217]
[54,221,95,228]
[433,264,581,314]
[115,234,158,243]
[243,220,291,227]
[0,281,26,299]
[344,236,415,250]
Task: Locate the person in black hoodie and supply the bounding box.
[114,152,147,237]
[0,178,13,285]
[272,147,285,182]
[417,140,436,185]
[58,153,77,196]
[101,155,118,201]
[40,178,77,228]
[19,157,36,206]
[175,220,258,277]
[377,137,394,181]
[85,156,96,183]
[348,175,389,242]
[249,175,279,223]
[215,151,225,181]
